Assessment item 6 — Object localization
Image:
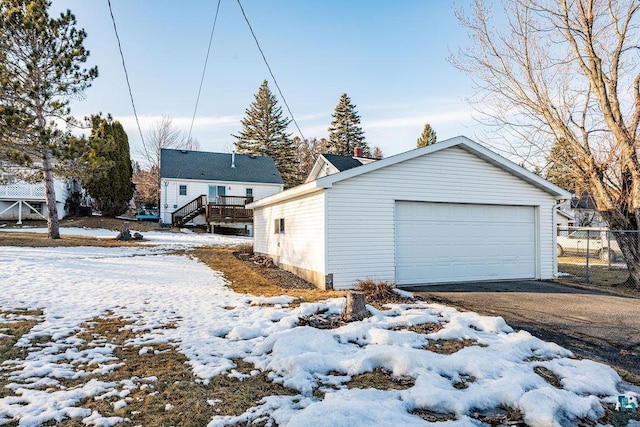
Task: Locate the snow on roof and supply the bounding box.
[0,226,630,425]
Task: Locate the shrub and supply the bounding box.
[354,278,397,304]
[237,243,254,255]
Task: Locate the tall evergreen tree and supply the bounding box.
[233,80,299,187]
[0,0,98,238]
[328,93,368,156]
[68,115,133,216]
[416,123,437,148]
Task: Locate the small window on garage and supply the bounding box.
[179,185,187,196]
[274,218,285,234]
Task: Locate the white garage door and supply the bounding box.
[395,202,536,285]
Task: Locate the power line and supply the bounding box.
[236,0,305,141]
[107,0,146,151]
[188,0,222,142]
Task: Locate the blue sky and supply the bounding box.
[50,1,482,162]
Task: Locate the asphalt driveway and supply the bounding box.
[409,280,640,383]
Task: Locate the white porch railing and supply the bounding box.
[0,183,46,199]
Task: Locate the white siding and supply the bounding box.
[160,179,282,224]
[253,191,326,281]
[326,147,557,289]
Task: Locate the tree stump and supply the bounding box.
[341,291,368,322]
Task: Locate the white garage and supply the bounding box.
[395,202,536,285]
[250,136,571,290]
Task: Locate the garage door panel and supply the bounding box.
[395,202,536,285]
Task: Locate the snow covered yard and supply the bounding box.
[0,228,638,426]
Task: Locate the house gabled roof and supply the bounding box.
[160,149,283,185]
[305,153,377,183]
[249,136,572,209]
[321,154,368,172]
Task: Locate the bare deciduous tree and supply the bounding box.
[138,116,200,207]
[452,0,640,288]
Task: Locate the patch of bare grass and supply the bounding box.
[47,315,299,426]
[347,368,415,390]
[392,322,444,335]
[425,339,483,355]
[0,309,44,364]
[534,366,563,389]
[557,263,640,298]
[411,409,455,422]
[0,231,144,248]
[191,246,345,303]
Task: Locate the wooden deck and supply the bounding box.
[207,196,253,223]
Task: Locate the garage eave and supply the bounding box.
[246,181,326,209]
[315,136,572,200]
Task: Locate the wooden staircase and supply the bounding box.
[172,195,208,227]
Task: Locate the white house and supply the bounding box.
[0,170,75,223]
[249,136,572,290]
[160,149,283,235]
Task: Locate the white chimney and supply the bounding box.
[231,151,236,168]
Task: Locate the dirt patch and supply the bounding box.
[347,368,415,390]
[393,322,444,335]
[534,366,563,389]
[0,309,44,365]
[425,339,483,355]
[191,246,345,303]
[233,251,317,290]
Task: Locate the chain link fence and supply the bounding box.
[556,227,638,285]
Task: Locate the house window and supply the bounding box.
[246,188,253,197]
[179,185,187,196]
[274,218,285,234]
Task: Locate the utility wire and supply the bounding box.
[107,0,147,151]
[188,0,222,142]
[236,0,305,141]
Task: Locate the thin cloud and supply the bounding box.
[115,114,242,131]
[364,110,473,129]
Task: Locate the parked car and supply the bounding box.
[557,229,621,261]
[135,208,160,222]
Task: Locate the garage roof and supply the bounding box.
[249,136,572,208]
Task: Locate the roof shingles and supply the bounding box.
[160,149,283,185]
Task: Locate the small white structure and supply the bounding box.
[249,136,572,290]
[160,149,283,235]
[0,170,74,223]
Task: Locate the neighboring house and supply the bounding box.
[557,191,607,228]
[0,169,76,223]
[556,209,575,230]
[249,136,572,290]
[159,149,283,235]
[305,151,377,182]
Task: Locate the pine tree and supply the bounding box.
[328,93,368,156]
[545,138,584,193]
[0,0,98,238]
[68,115,133,217]
[416,123,437,148]
[233,80,299,187]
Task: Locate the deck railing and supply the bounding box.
[0,183,46,199]
[171,195,207,226]
[208,195,253,222]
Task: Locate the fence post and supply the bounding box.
[585,229,590,283]
[607,230,611,268]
